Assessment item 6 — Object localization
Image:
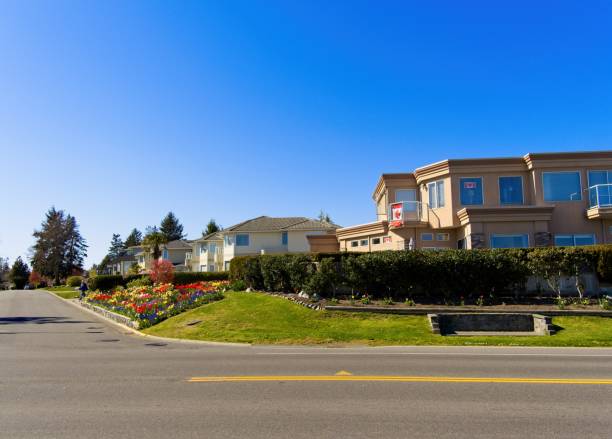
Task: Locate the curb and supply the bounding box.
[325,305,612,317]
[40,289,251,347]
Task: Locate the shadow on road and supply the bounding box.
[0,316,93,325]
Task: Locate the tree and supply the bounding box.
[30,207,88,284]
[28,271,43,288]
[108,234,126,259]
[0,257,10,289]
[9,257,31,289]
[142,226,167,260]
[202,219,221,236]
[149,259,174,284]
[318,210,332,223]
[160,212,185,241]
[124,228,143,247]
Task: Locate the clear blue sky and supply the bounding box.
[1,0,611,267]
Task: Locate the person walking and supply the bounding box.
[79,279,88,300]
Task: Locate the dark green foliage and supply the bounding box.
[260,255,292,292]
[593,245,612,282]
[126,276,152,288]
[172,271,229,285]
[304,258,339,296]
[202,219,221,236]
[108,234,126,258]
[9,257,30,289]
[159,212,185,241]
[124,228,143,247]
[286,254,313,293]
[88,275,125,291]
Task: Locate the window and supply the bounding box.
[186,252,192,260]
[360,239,368,246]
[235,234,249,246]
[200,244,207,253]
[588,170,612,207]
[281,232,288,245]
[588,170,612,186]
[224,261,230,271]
[162,249,169,259]
[543,172,582,201]
[499,176,523,205]
[554,234,596,247]
[436,233,450,241]
[209,243,217,254]
[383,236,392,243]
[224,235,233,246]
[350,241,359,248]
[427,180,445,208]
[372,237,381,245]
[209,264,215,272]
[460,177,483,206]
[421,233,434,241]
[200,265,206,272]
[395,189,416,202]
[490,234,529,248]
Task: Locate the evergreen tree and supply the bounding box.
[108,233,126,258]
[124,228,143,247]
[202,219,221,236]
[160,212,185,241]
[318,210,332,223]
[0,257,10,289]
[30,207,88,284]
[9,257,31,289]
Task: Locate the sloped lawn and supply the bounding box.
[143,292,612,346]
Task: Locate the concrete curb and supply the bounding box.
[325,305,612,317]
[40,289,251,347]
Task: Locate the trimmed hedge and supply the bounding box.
[173,271,229,285]
[88,274,145,291]
[66,275,83,287]
[228,246,612,300]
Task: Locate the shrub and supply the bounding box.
[126,276,152,288]
[594,245,612,282]
[304,258,340,297]
[259,255,291,292]
[29,271,43,288]
[66,276,83,287]
[243,257,264,290]
[229,279,247,291]
[149,260,174,284]
[88,275,124,291]
[229,256,249,281]
[173,271,229,285]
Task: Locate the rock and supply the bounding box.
[246,287,252,292]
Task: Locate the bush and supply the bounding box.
[229,279,247,291]
[150,260,174,284]
[66,276,83,287]
[173,271,229,285]
[229,256,249,281]
[126,276,152,288]
[88,275,124,291]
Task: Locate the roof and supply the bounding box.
[163,240,192,250]
[224,216,340,233]
[110,255,137,263]
[194,231,224,242]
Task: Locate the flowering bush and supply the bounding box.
[150,259,175,284]
[85,280,228,328]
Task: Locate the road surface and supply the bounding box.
[1,290,611,438]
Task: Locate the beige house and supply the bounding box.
[133,240,193,271]
[337,151,612,251]
[187,232,224,272]
[215,216,339,271]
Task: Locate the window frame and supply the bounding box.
[498,175,524,205]
[427,180,445,209]
[459,176,484,206]
[281,231,288,246]
[542,171,583,202]
[395,188,417,203]
[587,170,612,187]
[235,234,250,247]
[490,234,529,249]
[350,240,359,248]
[421,232,434,241]
[554,234,596,247]
[360,239,369,246]
[436,232,450,241]
[371,237,381,245]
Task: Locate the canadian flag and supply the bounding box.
[390,203,403,226]
[464,181,477,189]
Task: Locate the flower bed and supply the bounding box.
[85,281,228,328]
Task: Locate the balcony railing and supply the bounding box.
[589,184,612,208]
[388,201,428,226]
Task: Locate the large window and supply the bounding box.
[490,234,529,248]
[543,172,582,201]
[588,170,612,207]
[588,170,612,186]
[162,249,169,259]
[395,189,417,202]
[235,234,250,246]
[554,234,596,247]
[421,233,434,241]
[427,180,445,208]
[281,232,288,245]
[460,177,483,205]
[499,176,523,205]
[209,243,217,253]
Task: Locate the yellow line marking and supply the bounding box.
[187,375,612,385]
[335,370,353,376]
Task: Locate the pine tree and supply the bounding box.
[30,207,88,284]
[318,210,332,223]
[160,212,185,241]
[0,257,10,288]
[202,219,221,236]
[124,228,143,247]
[108,234,126,258]
[9,257,31,289]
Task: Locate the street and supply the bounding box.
[1,290,611,438]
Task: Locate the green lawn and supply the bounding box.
[144,292,612,347]
[41,286,80,299]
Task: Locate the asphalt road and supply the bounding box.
[1,290,611,438]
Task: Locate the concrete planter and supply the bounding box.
[79,301,140,329]
[428,313,555,336]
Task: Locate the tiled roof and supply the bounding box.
[194,231,224,242]
[224,216,340,232]
[163,240,192,250]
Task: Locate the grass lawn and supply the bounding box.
[144,292,612,347]
[41,286,80,299]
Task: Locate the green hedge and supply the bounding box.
[227,246,612,300]
[66,275,83,287]
[173,271,229,285]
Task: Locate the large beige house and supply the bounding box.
[337,151,612,251]
[187,216,339,271]
[133,240,192,272]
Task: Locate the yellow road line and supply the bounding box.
[187,375,612,385]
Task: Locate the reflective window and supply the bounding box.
[436,233,450,241]
[555,234,596,246]
[543,172,581,201]
[372,237,381,245]
[235,234,250,246]
[460,177,483,205]
[360,239,368,246]
[490,234,529,248]
[281,232,288,245]
[588,170,612,186]
[499,176,523,205]
[427,180,445,208]
[421,233,434,241]
[395,189,416,202]
[350,241,359,248]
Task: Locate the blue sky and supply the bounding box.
[1,0,611,267]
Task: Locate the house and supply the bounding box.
[337,151,612,251]
[133,240,193,272]
[107,255,138,276]
[187,232,224,272]
[187,216,339,272]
